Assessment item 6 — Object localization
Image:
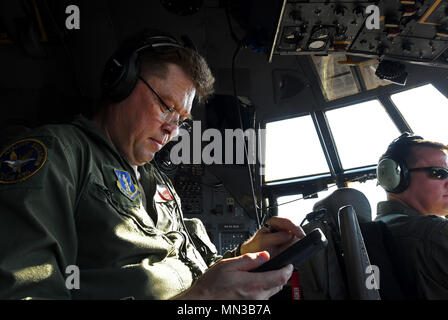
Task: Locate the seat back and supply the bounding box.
[296,187,409,300]
[296,187,372,299]
[360,221,410,299]
[313,187,372,224]
[338,205,381,300]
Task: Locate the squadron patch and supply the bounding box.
[0,139,48,184]
[114,169,141,201]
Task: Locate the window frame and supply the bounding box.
[262,111,333,184]
[262,81,447,220]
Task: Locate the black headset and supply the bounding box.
[101,30,188,102]
[376,132,424,193]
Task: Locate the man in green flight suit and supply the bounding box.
[0,30,304,300]
[376,133,448,299]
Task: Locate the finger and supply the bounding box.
[267,217,305,238]
[275,236,300,253]
[235,251,271,272]
[267,217,304,236]
[263,231,296,247]
[238,262,293,300]
[255,264,294,290]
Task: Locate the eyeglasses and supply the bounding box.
[138,76,192,133]
[408,166,448,180]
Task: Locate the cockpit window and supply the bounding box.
[264,115,330,182]
[391,84,448,144]
[346,179,387,219]
[325,99,400,170]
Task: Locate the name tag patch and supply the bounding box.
[155,184,174,201]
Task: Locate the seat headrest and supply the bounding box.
[313,188,372,224]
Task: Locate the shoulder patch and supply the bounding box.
[0,139,47,184]
[114,169,141,201]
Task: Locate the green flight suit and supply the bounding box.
[0,115,231,299]
[375,200,448,299]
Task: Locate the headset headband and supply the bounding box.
[101,30,191,102]
[384,132,423,155]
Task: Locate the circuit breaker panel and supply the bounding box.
[171,164,256,255]
[173,165,203,215]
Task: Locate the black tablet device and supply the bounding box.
[250,228,328,272]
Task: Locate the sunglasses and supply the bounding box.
[408,166,448,180]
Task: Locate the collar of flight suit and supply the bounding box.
[70,114,161,221]
[70,114,140,178]
[376,199,422,220]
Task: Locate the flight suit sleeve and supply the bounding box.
[183,218,223,266]
[183,217,244,265]
[0,135,79,299]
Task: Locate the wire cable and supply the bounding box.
[224,0,242,45]
[224,1,262,227]
[231,42,263,229]
[265,183,338,210]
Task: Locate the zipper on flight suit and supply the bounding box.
[97,184,158,236]
[100,184,179,259]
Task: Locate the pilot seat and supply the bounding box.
[294,187,408,300]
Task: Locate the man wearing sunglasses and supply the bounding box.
[376,133,448,299]
[0,30,304,300]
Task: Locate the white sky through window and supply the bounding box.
[325,100,400,169]
[264,115,329,182]
[276,188,335,226]
[391,84,448,144]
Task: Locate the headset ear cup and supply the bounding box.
[377,158,403,193]
[102,54,126,101]
[102,58,121,97]
[113,52,140,102]
[103,51,140,102]
[377,132,423,193]
[102,30,187,102]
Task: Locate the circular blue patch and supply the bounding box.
[0,139,47,184]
